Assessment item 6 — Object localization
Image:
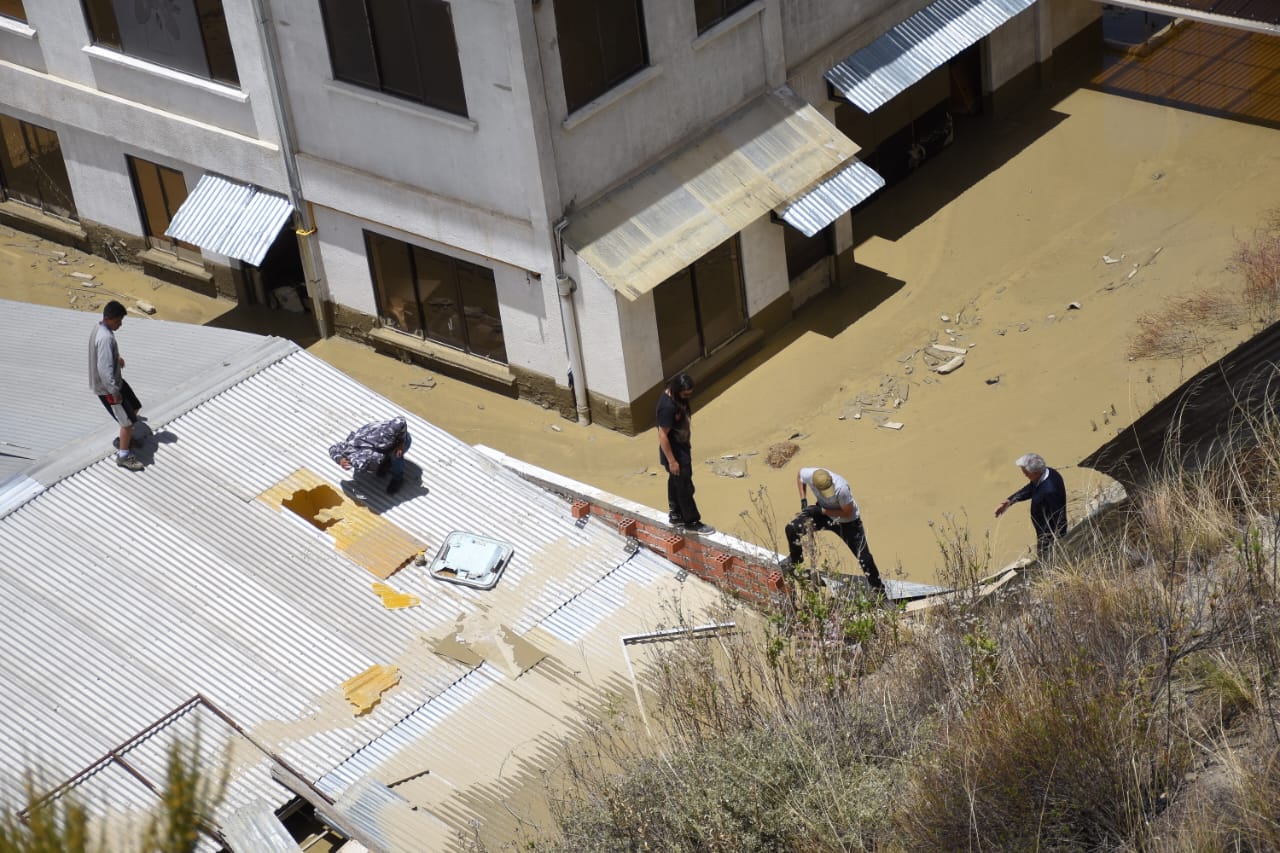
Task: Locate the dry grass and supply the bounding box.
[1130,208,1280,360]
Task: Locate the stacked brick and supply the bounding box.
[571,499,788,607]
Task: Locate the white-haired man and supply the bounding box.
[995,452,1067,558]
[784,467,882,591]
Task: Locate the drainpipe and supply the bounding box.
[250,0,330,337]
[553,218,591,425]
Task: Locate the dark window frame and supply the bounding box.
[0,114,78,220]
[0,0,26,22]
[553,0,649,114]
[654,235,747,377]
[693,0,753,34]
[79,0,240,86]
[365,231,507,364]
[319,0,468,117]
[126,155,199,260]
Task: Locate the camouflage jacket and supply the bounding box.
[328,417,409,474]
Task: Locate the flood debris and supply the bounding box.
[934,355,965,374]
[711,455,749,478]
[766,442,800,468]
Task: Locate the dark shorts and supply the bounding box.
[98,380,142,427]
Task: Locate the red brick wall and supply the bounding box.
[577,501,789,607]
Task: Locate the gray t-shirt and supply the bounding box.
[799,466,859,522]
[88,321,121,397]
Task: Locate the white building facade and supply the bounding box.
[0,0,1103,432]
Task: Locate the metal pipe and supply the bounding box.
[250,0,330,337]
[553,218,591,425]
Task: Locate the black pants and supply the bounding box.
[786,510,881,587]
[660,447,700,525]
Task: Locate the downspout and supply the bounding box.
[553,218,591,425]
[250,0,330,337]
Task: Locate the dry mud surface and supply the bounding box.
[5,86,1278,584]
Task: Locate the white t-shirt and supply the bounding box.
[799,467,859,522]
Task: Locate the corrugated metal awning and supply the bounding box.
[563,86,862,300]
[777,158,885,236]
[826,0,1036,113]
[164,174,293,266]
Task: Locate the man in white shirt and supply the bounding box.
[784,467,882,591]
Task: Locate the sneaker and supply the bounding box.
[683,522,716,535]
[778,557,796,575]
[386,476,403,495]
[668,513,684,527]
[116,453,145,472]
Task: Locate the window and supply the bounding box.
[0,115,78,220]
[127,156,197,258]
[784,223,832,280]
[694,0,752,34]
[367,232,507,363]
[0,0,26,22]
[320,0,467,116]
[654,236,746,377]
[81,0,239,85]
[553,0,648,113]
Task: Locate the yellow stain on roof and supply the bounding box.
[259,468,426,579]
[342,664,401,715]
[372,581,420,610]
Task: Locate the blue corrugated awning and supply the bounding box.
[165,174,293,266]
[826,0,1036,113]
[777,158,886,236]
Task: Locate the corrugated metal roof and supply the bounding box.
[777,158,886,237]
[1107,0,1280,31]
[564,86,861,300]
[0,305,728,851]
[0,299,278,489]
[826,0,1036,112]
[165,174,294,266]
[221,799,305,853]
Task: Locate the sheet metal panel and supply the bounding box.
[563,86,860,300]
[165,174,294,266]
[0,299,269,487]
[826,0,1036,112]
[778,158,886,237]
[0,313,730,849]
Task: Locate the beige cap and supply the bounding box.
[811,469,835,498]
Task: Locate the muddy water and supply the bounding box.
[4,82,1277,585]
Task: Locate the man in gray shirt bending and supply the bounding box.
[784,466,882,591]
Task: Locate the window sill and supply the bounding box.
[369,327,515,388]
[692,1,765,51]
[324,81,477,132]
[0,16,35,39]
[562,65,663,132]
[82,45,247,102]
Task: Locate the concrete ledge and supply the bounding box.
[368,327,518,395]
[138,249,217,298]
[0,201,88,252]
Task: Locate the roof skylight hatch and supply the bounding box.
[426,531,514,590]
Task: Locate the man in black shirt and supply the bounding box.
[657,373,713,535]
[995,452,1067,559]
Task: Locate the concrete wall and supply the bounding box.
[0,0,287,243]
[533,0,781,210]
[274,1,542,224]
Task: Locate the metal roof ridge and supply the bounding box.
[4,335,299,512]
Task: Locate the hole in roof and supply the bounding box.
[282,484,345,531]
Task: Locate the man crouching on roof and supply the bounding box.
[329,416,412,494]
